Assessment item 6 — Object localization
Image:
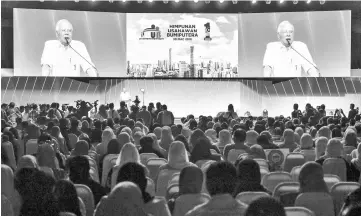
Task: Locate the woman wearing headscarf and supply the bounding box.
[17,155,39,171]
[95,128,115,158]
[94,181,149,216]
[1,135,17,171]
[149,133,167,158]
[139,136,165,158]
[174,134,191,153]
[249,144,267,160]
[53,180,82,216]
[257,134,279,149]
[66,155,107,205]
[216,129,232,148]
[116,163,171,216]
[233,159,271,197]
[295,127,304,138]
[205,129,218,144]
[71,140,90,157]
[159,141,196,171]
[159,126,174,151]
[51,126,69,155]
[280,162,329,207]
[342,130,358,148]
[246,130,259,147]
[190,129,220,154]
[3,130,20,164]
[279,129,298,152]
[190,137,221,164]
[294,132,301,145]
[121,127,133,138]
[315,137,328,160]
[110,143,149,189]
[37,143,65,180]
[317,126,331,139]
[316,139,359,182]
[80,120,91,138]
[2,164,16,211]
[294,134,314,153]
[153,127,162,140]
[170,166,210,216]
[181,127,192,140]
[309,127,318,139]
[351,143,361,175]
[135,121,149,135]
[207,121,215,130]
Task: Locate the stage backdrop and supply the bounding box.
[126,13,238,79]
[13,8,127,77]
[238,10,351,77]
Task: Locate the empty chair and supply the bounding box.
[290,166,302,182]
[254,158,269,171]
[285,207,315,216]
[25,139,39,155]
[295,192,335,216]
[146,177,155,197]
[156,169,180,197]
[330,182,361,215]
[301,150,316,162]
[227,149,247,164]
[68,134,78,150]
[140,153,159,165]
[273,182,300,200]
[261,172,293,193]
[284,153,306,173]
[146,158,167,182]
[322,158,347,181]
[235,191,270,205]
[323,174,341,191]
[75,184,95,216]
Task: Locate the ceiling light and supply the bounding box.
[293,0,298,4]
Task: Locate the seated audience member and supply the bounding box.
[279,129,298,152]
[339,186,361,216]
[332,128,343,139]
[245,130,259,147]
[94,182,149,216]
[234,159,271,196]
[205,129,218,144]
[53,180,83,216]
[351,143,361,172]
[190,129,220,154]
[116,163,171,216]
[139,135,165,158]
[117,132,131,150]
[171,125,181,138]
[245,197,286,216]
[148,133,167,158]
[190,137,221,164]
[36,143,65,180]
[91,120,102,143]
[71,140,89,156]
[224,129,251,161]
[1,135,17,171]
[249,144,267,160]
[316,139,359,182]
[68,118,83,137]
[95,128,115,158]
[66,156,107,205]
[317,126,331,139]
[174,134,191,153]
[343,130,358,148]
[215,129,232,149]
[133,131,144,148]
[169,166,210,216]
[159,126,174,151]
[17,155,39,171]
[159,141,196,171]
[272,127,283,141]
[80,120,91,138]
[294,132,301,145]
[257,134,279,149]
[185,161,247,216]
[293,134,314,153]
[315,137,328,159]
[280,162,329,207]
[295,127,304,138]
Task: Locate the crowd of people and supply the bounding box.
[1,99,361,216]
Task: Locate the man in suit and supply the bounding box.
[263,21,319,77]
[41,19,97,77]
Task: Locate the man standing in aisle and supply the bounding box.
[41,19,97,77]
[157,104,174,127]
[263,21,319,77]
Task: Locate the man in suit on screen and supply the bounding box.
[41,19,97,77]
[263,21,320,77]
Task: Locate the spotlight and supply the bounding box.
[194,0,198,3]
[149,0,153,2]
[293,0,298,4]
[280,0,285,3]
[40,0,44,2]
[123,0,126,2]
[307,0,311,3]
[175,0,179,2]
[74,0,79,2]
[320,0,325,4]
[163,0,168,3]
[138,0,142,3]
[265,0,271,4]
[109,0,113,2]
[205,0,210,3]
[219,0,224,3]
[232,0,238,4]
[252,0,257,3]
[140,88,145,92]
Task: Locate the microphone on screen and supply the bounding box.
[286,39,320,77]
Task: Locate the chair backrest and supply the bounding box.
[68,134,78,150]
[343,146,356,155]
[254,158,269,171]
[295,192,335,216]
[156,169,180,197]
[146,177,156,197]
[219,146,225,155]
[284,153,306,173]
[235,191,270,205]
[301,150,316,162]
[166,184,179,201]
[89,167,99,183]
[322,158,347,181]
[227,149,247,164]
[323,174,341,191]
[260,168,270,181]
[195,160,214,169]
[39,167,55,178]
[25,139,38,155]
[285,207,316,216]
[210,149,218,154]
[101,154,118,187]
[75,184,95,216]
[168,173,180,187]
[290,166,302,182]
[88,151,98,162]
[86,156,98,172]
[330,182,361,216]
[273,182,300,200]
[146,158,168,182]
[140,153,159,165]
[261,172,293,192]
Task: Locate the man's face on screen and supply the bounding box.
[57,21,73,45]
[278,24,294,47]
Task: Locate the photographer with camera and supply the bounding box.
[291,103,303,119]
[348,103,359,120]
[118,101,129,119]
[75,100,93,119]
[107,103,120,119]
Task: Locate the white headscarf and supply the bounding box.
[167,141,195,170]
